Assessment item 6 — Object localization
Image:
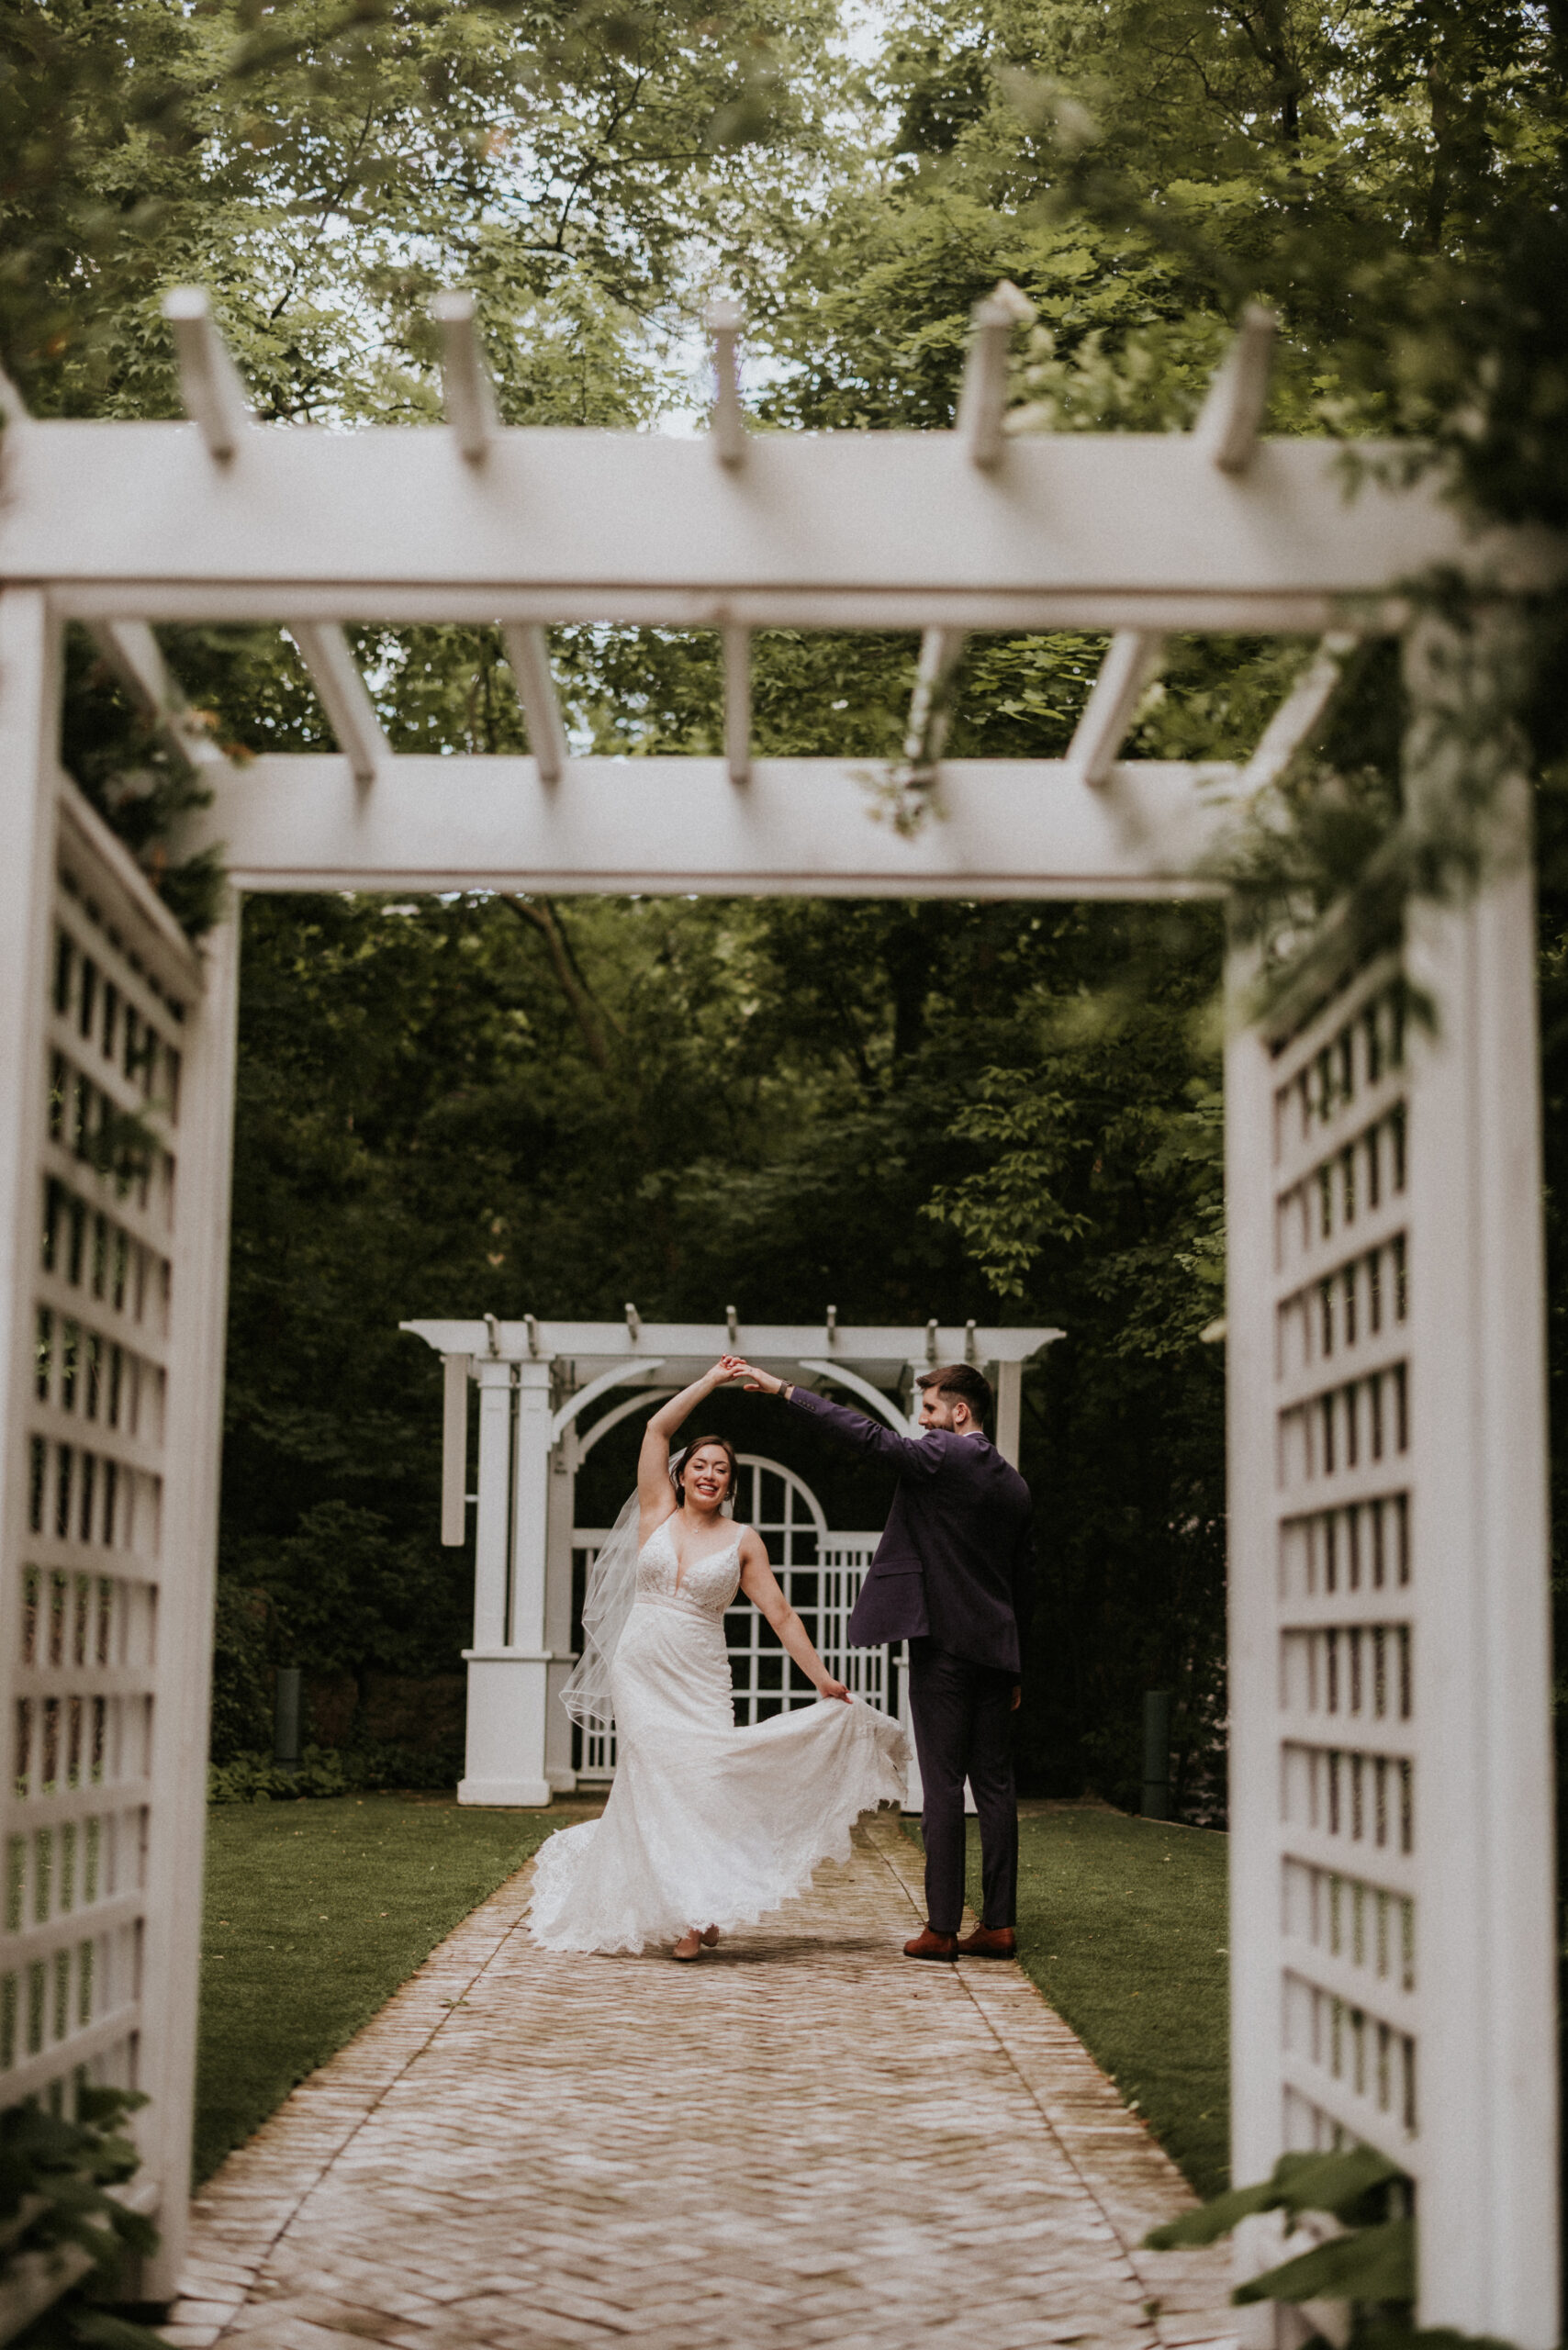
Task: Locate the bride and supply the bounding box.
[528,1356,909,1960]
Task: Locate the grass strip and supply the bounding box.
[952,1806,1229,2199]
[195,1793,568,2183]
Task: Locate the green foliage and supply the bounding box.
[0,2088,165,2350]
[1236,2219,1414,2311]
[208,1745,349,1804]
[1,0,840,420]
[1148,2143,1406,2250]
[207,1583,273,1765]
[208,1741,461,1803]
[1141,2145,1517,2350]
[924,1075,1092,1297]
[55,632,223,941]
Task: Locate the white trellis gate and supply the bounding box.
[0,290,1560,2334]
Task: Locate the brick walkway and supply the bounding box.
[162,1815,1237,2350]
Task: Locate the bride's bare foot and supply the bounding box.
[672,1930,703,1962]
[700,1925,721,1947]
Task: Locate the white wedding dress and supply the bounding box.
[528,1517,910,1953]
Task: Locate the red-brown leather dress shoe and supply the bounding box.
[957,1924,1016,1958]
[903,1927,958,1961]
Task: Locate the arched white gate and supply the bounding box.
[571,1454,886,1778]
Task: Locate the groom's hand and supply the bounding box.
[737,1361,785,1396]
[1011,1684,1022,1712]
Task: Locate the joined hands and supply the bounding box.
[715,1357,786,1396]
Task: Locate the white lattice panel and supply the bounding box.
[8,853,188,2112]
[0,588,240,2303]
[1226,853,1557,2341]
[1264,961,1420,2158]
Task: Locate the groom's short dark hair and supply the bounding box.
[916,1363,993,1422]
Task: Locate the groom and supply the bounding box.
[742,1360,1035,1962]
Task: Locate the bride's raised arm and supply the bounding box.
[636,1356,746,1530]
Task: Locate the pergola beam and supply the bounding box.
[1193,305,1276,476]
[404,1317,1060,1369]
[1067,630,1163,785]
[903,627,966,768]
[500,623,568,783]
[286,622,389,786]
[181,751,1238,897]
[7,432,1540,622]
[722,626,751,784]
[955,281,1036,472]
[88,619,231,772]
[1241,630,1359,789]
[162,287,252,462]
[431,291,498,464]
[706,299,746,467]
[157,294,391,786]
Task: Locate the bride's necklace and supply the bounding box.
[667,1510,737,1584]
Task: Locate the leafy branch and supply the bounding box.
[1146,2146,1513,2350]
[0,2087,166,2348]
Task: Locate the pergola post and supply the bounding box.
[459,1357,527,1802]
[543,1423,579,1793]
[994,1360,1023,1469]
[492,1358,554,1807]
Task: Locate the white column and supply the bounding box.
[510,1360,553,1651]
[1400,626,1556,2342]
[140,896,241,2300]
[470,1359,513,1649]
[0,593,57,1817]
[1221,940,1281,2253]
[993,1360,1022,1465]
[440,1351,469,1547]
[543,1421,578,1792]
[459,1357,554,1807]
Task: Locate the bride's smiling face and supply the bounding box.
[683,1445,734,1515]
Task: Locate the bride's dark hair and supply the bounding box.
[674,1435,738,1505]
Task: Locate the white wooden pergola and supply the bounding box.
[398,1315,1058,1806]
[0,287,1560,2338]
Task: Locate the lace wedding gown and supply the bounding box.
[528,1518,910,1953]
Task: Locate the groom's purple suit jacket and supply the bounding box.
[784,1388,1036,1680]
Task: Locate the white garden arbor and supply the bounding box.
[0,286,1561,2337]
[398,1315,1058,1805]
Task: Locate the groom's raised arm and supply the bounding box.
[779,1384,945,1478]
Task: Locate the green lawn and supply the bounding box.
[959,1806,1230,2200]
[195,1794,571,2182]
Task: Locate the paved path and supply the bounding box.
[162,1815,1236,2350]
